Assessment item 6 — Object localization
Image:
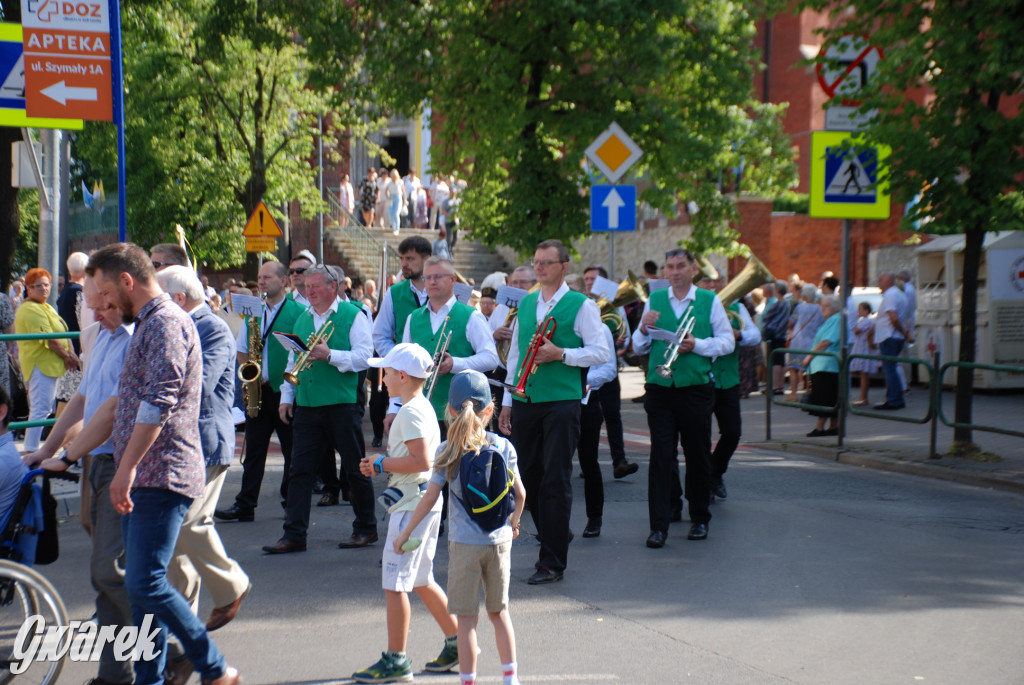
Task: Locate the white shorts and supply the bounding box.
[382,509,442,592]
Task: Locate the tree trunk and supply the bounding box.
[952,225,984,445]
[0,127,20,291]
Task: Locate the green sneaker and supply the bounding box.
[423,640,460,672]
[352,652,413,683]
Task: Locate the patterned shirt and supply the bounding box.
[111,293,205,498]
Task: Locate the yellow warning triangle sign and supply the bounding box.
[242,200,282,237]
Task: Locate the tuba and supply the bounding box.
[594,270,648,340]
[283,319,335,386]
[237,313,263,418]
[717,252,774,329]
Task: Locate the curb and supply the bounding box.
[754,441,1024,496]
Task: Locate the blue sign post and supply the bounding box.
[591,185,636,232]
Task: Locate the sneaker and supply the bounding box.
[352,652,413,683]
[424,641,459,672]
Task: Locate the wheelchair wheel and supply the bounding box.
[0,559,69,685]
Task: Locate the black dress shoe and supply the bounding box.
[646,530,667,548]
[687,523,708,540]
[582,518,602,538]
[214,505,254,522]
[527,566,564,584]
[873,402,905,410]
[262,538,306,554]
[317,493,340,507]
[630,394,647,403]
[371,437,383,448]
[613,461,639,479]
[337,532,379,548]
[711,480,727,500]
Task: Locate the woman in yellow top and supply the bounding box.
[14,268,79,452]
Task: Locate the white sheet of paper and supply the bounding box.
[453,282,475,304]
[590,275,619,302]
[230,294,263,317]
[647,326,681,343]
[648,279,669,293]
[272,332,307,354]
[495,285,528,309]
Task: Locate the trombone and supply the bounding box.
[423,316,452,402]
[655,304,695,379]
[283,319,335,386]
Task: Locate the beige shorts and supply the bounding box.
[446,540,510,616]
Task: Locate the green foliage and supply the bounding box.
[73,0,373,270]
[14,190,39,275]
[362,0,796,258]
[772,192,809,214]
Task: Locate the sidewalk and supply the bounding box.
[616,366,1024,495]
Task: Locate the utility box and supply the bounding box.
[10,141,41,189]
[915,231,1024,389]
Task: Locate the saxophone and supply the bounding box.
[238,313,263,418]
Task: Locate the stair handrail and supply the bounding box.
[326,191,400,277]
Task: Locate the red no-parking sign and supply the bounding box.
[816,35,884,131]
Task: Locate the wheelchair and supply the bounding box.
[0,468,78,684]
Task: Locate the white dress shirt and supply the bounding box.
[372,279,428,356]
[586,325,619,393]
[279,298,373,404]
[235,297,286,382]
[501,282,610,407]
[631,285,735,360]
[402,295,498,374]
[875,285,907,342]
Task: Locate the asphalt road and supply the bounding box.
[44,434,1024,684]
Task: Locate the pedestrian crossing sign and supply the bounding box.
[809,131,891,219]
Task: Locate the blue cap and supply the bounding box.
[448,370,492,413]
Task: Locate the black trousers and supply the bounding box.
[576,396,604,520]
[317,372,368,496]
[710,384,741,482]
[645,382,714,532]
[284,403,376,543]
[511,399,581,572]
[597,376,626,465]
[368,368,389,441]
[235,386,292,511]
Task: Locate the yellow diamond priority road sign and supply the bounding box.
[585,122,643,184]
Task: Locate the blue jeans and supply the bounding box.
[122,488,226,685]
[878,337,905,405]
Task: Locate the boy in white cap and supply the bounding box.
[355,342,459,683]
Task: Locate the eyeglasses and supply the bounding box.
[424,273,454,282]
[531,259,565,268]
[289,267,308,275]
[30,282,51,289]
[151,261,174,269]
[509,280,535,288]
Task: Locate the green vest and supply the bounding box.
[293,302,361,407]
[712,302,740,390]
[513,290,586,403]
[248,297,304,390]
[646,287,715,388]
[391,279,425,343]
[409,301,476,419]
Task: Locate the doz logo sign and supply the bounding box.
[25,0,104,24]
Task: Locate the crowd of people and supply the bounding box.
[0,236,919,685]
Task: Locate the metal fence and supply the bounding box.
[2,331,80,432]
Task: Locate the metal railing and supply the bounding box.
[766,346,1024,456]
[325,192,401,270]
[1,331,80,432]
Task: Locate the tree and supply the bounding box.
[75,0,380,275]
[795,1,1024,448]
[361,0,796,257]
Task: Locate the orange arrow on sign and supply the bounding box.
[242,200,283,237]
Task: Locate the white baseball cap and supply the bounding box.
[367,342,434,379]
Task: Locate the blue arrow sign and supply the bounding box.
[591,185,636,232]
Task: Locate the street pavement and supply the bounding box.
[29,368,1024,683]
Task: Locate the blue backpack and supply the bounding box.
[457,435,515,532]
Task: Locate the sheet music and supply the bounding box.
[453,282,475,304]
[272,332,308,354]
[648,279,669,292]
[590,275,619,302]
[230,294,263,317]
[647,326,682,343]
[495,285,528,310]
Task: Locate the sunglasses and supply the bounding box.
[289,267,308,275]
[152,261,174,268]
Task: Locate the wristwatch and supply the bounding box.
[56,447,75,467]
[560,349,567,363]
[373,454,387,475]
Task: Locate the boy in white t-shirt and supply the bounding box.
[355,343,459,683]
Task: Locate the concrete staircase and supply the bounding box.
[325,223,515,287]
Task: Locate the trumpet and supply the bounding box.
[423,316,452,402]
[496,283,541,366]
[283,319,335,386]
[655,304,696,379]
[238,314,263,418]
[509,317,557,400]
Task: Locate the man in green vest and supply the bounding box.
[263,265,377,554]
[698,273,761,502]
[498,239,610,585]
[398,256,498,430]
[216,261,305,523]
[372,236,432,442]
[631,248,735,548]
